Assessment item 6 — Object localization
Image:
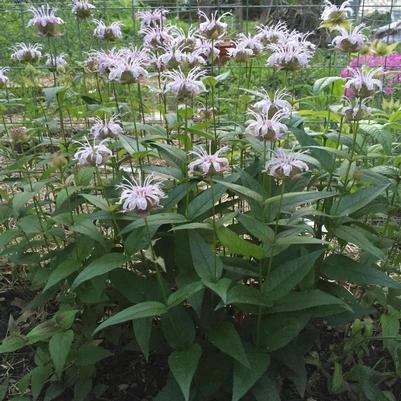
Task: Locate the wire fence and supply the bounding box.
[0,0,400,62]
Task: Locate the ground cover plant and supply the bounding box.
[0,1,401,400]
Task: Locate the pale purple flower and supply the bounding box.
[90,115,123,139]
[198,10,230,39]
[171,26,199,51]
[195,38,221,60]
[73,137,112,167]
[108,56,148,84]
[267,32,315,70]
[118,174,165,214]
[227,42,254,62]
[72,0,95,18]
[235,33,263,56]
[256,22,288,46]
[344,67,382,97]
[11,43,42,63]
[163,67,207,98]
[0,67,9,87]
[188,146,229,176]
[321,0,353,25]
[85,48,121,74]
[341,97,371,121]
[332,24,366,53]
[138,8,168,30]
[28,4,64,36]
[264,148,309,178]
[45,53,67,70]
[142,26,172,48]
[254,88,292,118]
[245,110,288,141]
[93,19,122,41]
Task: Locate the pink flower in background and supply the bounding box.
[341,52,401,96]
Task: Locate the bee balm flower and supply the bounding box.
[341,97,372,121]
[138,8,168,30]
[256,22,288,46]
[332,25,366,53]
[90,115,123,139]
[163,67,207,98]
[321,0,353,29]
[198,10,230,40]
[245,110,288,141]
[108,56,148,84]
[28,4,64,37]
[0,68,9,87]
[344,67,382,97]
[118,174,165,214]
[254,88,292,118]
[93,20,123,41]
[73,137,112,167]
[264,148,309,178]
[45,54,67,71]
[72,0,96,19]
[11,43,42,63]
[188,146,229,176]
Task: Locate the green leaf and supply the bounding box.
[133,318,152,361]
[333,225,384,259]
[227,285,271,307]
[330,362,345,394]
[43,86,67,106]
[12,192,35,215]
[44,258,79,291]
[121,213,187,234]
[0,336,27,353]
[76,344,112,366]
[262,251,323,301]
[31,365,52,401]
[237,214,274,243]
[265,191,336,209]
[207,321,250,368]
[189,231,223,281]
[333,182,390,216]
[94,301,167,334]
[202,278,232,304]
[232,350,270,401]
[49,330,74,379]
[187,184,227,219]
[71,253,126,289]
[260,312,311,352]
[169,344,202,401]
[76,343,112,366]
[80,194,110,211]
[321,255,401,288]
[0,380,8,401]
[216,225,265,259]
[268,290,350,313]
[71,219,106,247]
[167,281,204,308]
[252,373,281,401]
[313,76,343,95]
[213,180,263,203]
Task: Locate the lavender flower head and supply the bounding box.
[90,115,123,140]
[0,67,9,87]
[28,4,64,37]
[138,8,168,30]
[93,19,123,41]
[73,137,112,167]
[321,0,353,29]
[332,24,366,53]
[264,148,309,178]
[72,0,96,19]
[108,55,149,84]
[163,66,207,98]
[11,43,42,63]
[45,54,67,71]
[188,146,229,176]
[256,21,288,46]
[118,174,165,214]
[245,110,288,141]
[254,88,292,118]
[341,97,372,121]
[198,10,230,40]
[344,67,382,98]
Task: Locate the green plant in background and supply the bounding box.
[0,1,400,401]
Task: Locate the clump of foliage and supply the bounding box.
[0,2,401,401]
